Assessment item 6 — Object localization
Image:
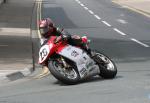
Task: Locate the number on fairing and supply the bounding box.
[40,48,47,60]
[39,45,50,63]
[71,50,79,57]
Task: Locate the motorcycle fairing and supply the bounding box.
[58,45,100,78]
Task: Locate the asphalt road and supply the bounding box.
[0,0,150,103]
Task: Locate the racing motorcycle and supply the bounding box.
[38,35,117,85]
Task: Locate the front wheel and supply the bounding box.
[48,58,80,85]
[92,51,117,79]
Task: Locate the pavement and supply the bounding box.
[0,0,35,83]
[112,0,150,18]
[0,0,150,83]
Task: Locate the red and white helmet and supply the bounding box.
[39,18,54,36]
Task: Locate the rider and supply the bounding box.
[39,18,92,55]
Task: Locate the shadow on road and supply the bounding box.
[89,37,150,63]
[52,75,123,86]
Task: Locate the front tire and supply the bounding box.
[48,59,80,85]
[92,51,117,79]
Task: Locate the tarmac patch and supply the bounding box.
[7,72,25,81]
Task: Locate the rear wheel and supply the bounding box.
[48,58,80,85]
[92,51,117,79]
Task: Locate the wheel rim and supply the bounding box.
[52,61,78,80]
[95,53,115,71]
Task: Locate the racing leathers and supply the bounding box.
[41,27,91,55]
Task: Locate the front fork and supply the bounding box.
[57,56,70,69]
[60,56,68,68]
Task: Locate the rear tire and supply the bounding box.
[92,51,117,79]
[48,59,80,85]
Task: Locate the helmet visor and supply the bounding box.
[39,27,49,35]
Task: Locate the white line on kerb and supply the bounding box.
[88,10,94,14]
[94,15,101,20]
[102,21,111,27]
[113,28,127,36]
[130,38,149,47]
[84,6,89,10]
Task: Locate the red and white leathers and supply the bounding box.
[39,18,91,55]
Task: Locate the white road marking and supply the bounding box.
[84,6,89,10]
[88,10,94,14]
[94,15,101,20]
[77,1,81,4]
[117,19,127,24]
[113,28,127,36]
[80,3,85,7]
[102,21,111,27]
[130,38,149,47]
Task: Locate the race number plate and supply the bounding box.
[39,45,50,64]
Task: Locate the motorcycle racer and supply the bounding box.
[39,18,91,55]
[38,18,117,82]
